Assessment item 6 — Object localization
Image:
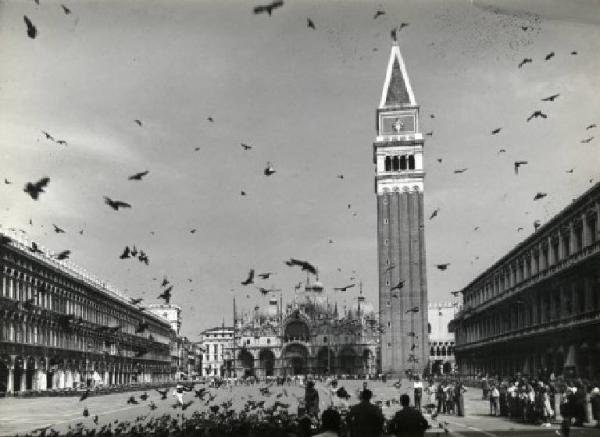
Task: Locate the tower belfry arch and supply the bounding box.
[374,42,429,376]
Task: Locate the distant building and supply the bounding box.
[0,231,172,395]
[148,304,182,335]
[427,302,459,375]
[200,326,234,377]
[452,182,600,379]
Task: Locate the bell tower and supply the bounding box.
[374,43,429,376]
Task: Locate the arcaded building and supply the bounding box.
[452,182,600,379]
[0,232,172,394]
[428,302,458,375]
[209,280,380,378]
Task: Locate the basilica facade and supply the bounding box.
[203,280,380,378]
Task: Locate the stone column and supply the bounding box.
[7,367,14,394]
[21,362,27,393]
[548,237,555,265]
[582,213,591,246]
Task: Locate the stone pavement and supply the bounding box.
[0,379,598,436]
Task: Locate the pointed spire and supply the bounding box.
[380,44,416,108]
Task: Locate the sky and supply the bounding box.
[0,0,599,339]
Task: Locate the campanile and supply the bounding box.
[374,43,428,376]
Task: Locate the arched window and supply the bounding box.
[392,156,400,171]
[428,323,431,334]
[385,156,391,172]
[400,156,407,170]
[436,346,441,356]
[408,155,415,170]
[430,347,435,356]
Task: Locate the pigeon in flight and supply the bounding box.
[285,258,317,275]
[384,263,395,273]
[374,9,385,19]
[241,143,252,150]
[161,277,169,287]
[24,16,37,39]
[61,4,71,15]
[258,272,274,279]
[53,224,65,234]
[406,306,419,313]
[435,263,450,271]
[425,131,434,137]
[128,171,149,181]
[207,116,214,122]
[79,389,90,401]
[533,192,547,201]
[103,196,131,210]
[534,220,541,230]
[514,161,528,174]
[56,139,67,145]
[527,110,548,122]
[130,298,143,305]
[134,119,142,127]
[156,389,168,400]
[253,0,284,16]
[24,177,50,200]
[337,174,344,179]
[429,208,439,220]
[157,286,172,304]
[241,269,255,286]
[581,137,594,144]
[307,18,315,30]
[264,162,276,176]
[54,250,71,260]
[517,227,524,232]
[518,58,532,68]
[4,179,12,184]
[498,149,506,154]
[334,284,355,292]
[390,280,405,291]
[586,124,597,130]
[42,131,55,141]
[566,169,574,174]
[453,168,468,174]
[29,242,43,254]
[491,128,502,135]
[541,94,559,102]
[119,246,131,259]
[450,291,460,297]
[544,52,555,61]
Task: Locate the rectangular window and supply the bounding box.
[323,336,328,343]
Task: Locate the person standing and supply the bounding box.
[490,383,500,416]
[413,377,423,412]
[436,382,445,414]
[173,383,184,406]
[346,389,384,437]
[591,387,600,429]
[305,380,320,419]
[455,380,466,417]
[388,394,429,437]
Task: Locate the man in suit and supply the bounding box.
[388,394,429,437]
[346,389,384,437]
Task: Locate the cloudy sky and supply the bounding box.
[0,0,599,338]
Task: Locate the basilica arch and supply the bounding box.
[238,350,255,378]
[282,343,309,376]
[338,346,359,375]
[258,349,276,377]
[284,320,310,342]
[316,347,334,374]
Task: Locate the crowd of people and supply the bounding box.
[478,373,600,434]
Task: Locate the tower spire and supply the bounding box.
[380,44,416,109]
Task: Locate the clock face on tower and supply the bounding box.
[380,113,415,135]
